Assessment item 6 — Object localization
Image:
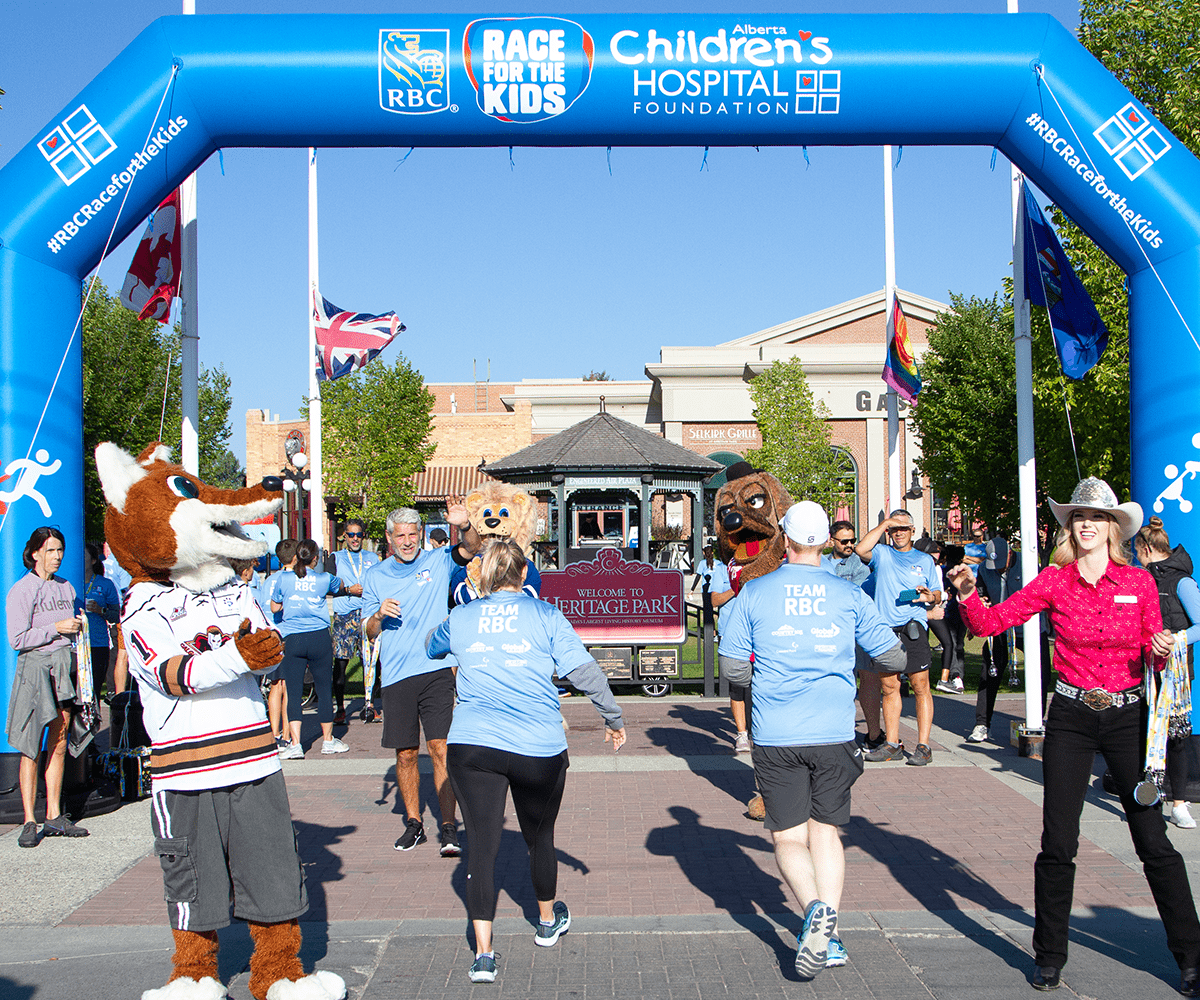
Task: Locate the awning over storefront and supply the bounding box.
[411,466,490,501]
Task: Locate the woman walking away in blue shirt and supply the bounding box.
[271,538,347,758]
[427,538,626,984]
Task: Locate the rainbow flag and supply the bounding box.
[882,295,921,403]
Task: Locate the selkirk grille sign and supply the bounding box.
[540,548,685,644]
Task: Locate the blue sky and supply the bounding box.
[1,1,1081,462]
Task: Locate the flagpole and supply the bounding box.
[179,0,199,475]
[883,144,900,516]
[308,148,325,548]
[1008,0,1044,745]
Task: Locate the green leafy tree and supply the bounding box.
[82,281,243,539]
[582,370,611,381]
[743,356,854,514]
[307,356,436,537]
[912,292,1131,542]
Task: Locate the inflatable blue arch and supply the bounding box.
[1,11,1199,752]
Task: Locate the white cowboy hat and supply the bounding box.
[1047,477,1143,541]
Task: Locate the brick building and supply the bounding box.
[246,287,944,545]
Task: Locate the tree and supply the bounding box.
[582,370,611,381]
[308,356,436,537]
[911,291,1131,542]
[743,357,855,514]
[82,281,243,538]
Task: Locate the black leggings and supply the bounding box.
[447,744,569,922]
[281,628,333,724]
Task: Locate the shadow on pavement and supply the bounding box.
[645,705,758,811]
[645,805,801,979]
[0,977,35,1000]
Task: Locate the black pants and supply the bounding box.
[928,614,961,681]
[1034,694,1200,971]
[1168,735,1200,802]
[447,744,569,922]
[281,628,333,724]
[90,645,110,700]
[975,631,1010,727]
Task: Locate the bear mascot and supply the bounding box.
[451,481,541,605]
[713,461,793,823]
[95,442,346,1000]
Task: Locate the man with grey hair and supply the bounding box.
[720,501,905,978]
[363,500,479,855]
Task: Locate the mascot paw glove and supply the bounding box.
[234,619,284,672]
[265,971,347,1000]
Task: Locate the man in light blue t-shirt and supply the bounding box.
[331,518,380,724]
[721,501,904,979]
[363,504,479,855]
[855,510,942,765]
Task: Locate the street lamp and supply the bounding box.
[279,451,312,538]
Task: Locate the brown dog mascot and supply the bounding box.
[714,461,792,822]
[96,442,346,1000]
[714,461,794,594]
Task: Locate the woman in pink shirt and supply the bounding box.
[949,478,1200,996]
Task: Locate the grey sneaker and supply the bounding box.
[734,731,752,754]
[966,725,990,744]
[863,741,905,762]
[906,743,933,766]
[535,901,571,947]
[796,900,837,978]
[469,952,497,983]
[42,814,89,838]
[18,821,39,848]
[321,737,349,754]
[935,680,957,694]
[279,741,304,759]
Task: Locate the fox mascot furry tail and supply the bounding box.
[96,442,345,1000]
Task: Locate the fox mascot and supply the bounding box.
[96,442,345,1000]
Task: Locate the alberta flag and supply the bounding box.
[313,290,404,382]
[1021,184,1109,380]
[882,294,921,403]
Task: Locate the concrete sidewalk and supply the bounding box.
[2,691,1197,999]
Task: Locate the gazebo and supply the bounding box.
[482,409,724,568]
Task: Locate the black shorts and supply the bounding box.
[861,623,931,674]
[381,668,455,749]
[752,741,864,830]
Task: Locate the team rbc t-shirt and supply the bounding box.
[428,590,593,756]
[270,570,343,636]
[868,544,940,627]
[362,546,459,685]
[719,563,898,746]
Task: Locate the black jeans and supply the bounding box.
[975,631,1010,727]
[280,628,334,724]
[1034,693,1200,971]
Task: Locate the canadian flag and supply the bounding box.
[120,189,181,323]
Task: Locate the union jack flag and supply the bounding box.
[313,290,404,381]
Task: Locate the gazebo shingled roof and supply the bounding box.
[483,412,723,476]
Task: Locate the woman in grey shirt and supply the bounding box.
[6,526,89,847]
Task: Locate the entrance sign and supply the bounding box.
[1,12,1199,752]
[542,548,686,643]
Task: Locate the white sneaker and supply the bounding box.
[952,677,965,693]
[966,725,989,744]
[935,680,957,694]
[279,741,304,759]
[734,731,752,754]
[321,737,350,754]
[1172,803,1197,829]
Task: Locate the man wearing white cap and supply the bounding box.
[719,501,905,980]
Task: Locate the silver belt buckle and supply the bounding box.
[1082,687,1114,711]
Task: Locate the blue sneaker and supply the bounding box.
[469,952,497,983]
[826,936,848,968]
[535,901,571,947]
[795,900,837,978]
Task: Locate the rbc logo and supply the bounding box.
[38,105,117,186]
[379,29,450,114]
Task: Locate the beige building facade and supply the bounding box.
[247,288,945,541]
